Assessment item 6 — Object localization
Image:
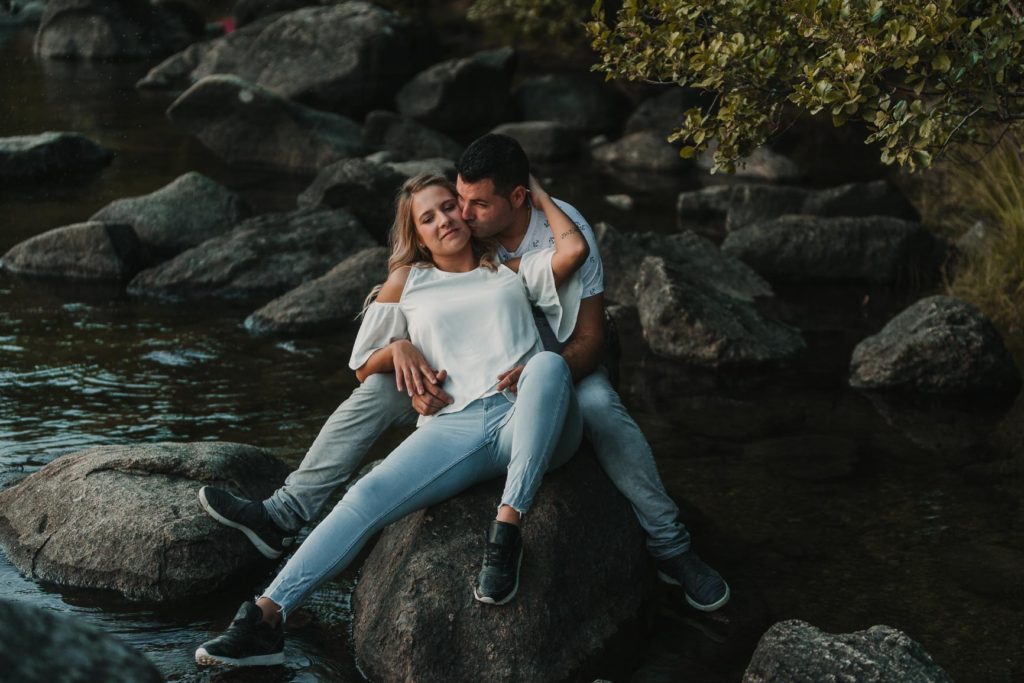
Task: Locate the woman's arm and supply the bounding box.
[530,176,589,287]
[353,267,443,395]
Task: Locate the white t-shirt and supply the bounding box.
[496,198,603,351]
[349,249,581,424]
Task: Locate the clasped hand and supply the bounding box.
[390,340,453,416]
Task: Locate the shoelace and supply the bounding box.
[483,542,511,567]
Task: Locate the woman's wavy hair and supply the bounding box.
[363,172,498,310]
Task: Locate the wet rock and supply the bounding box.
[0,442,290,601]
[2,222,146,281]
[726,180,919,232]
[0,131,114,182]
[90,172,250,259]
[139,2,429,115]
[396,47,515,134]
[699,143,800,182]
[167,75,366,172]
[352,450,651,683]
[636,255,805,368]
[939,541,1024,599]
[604,193,634,211]
[245,246,387,334]
[744,435,859,481]
[128,207,375,301]
[595,222,772,307]
[491,121,582,162]
[35,0,202,60]
[297,158,405,240]
[721,215,946,284]
[676,185,734,223]
[363,110,463,161]
[0,599,162,682]
[514,73,629,135]
[0,0,44,25]
[625,87,704,136]
[592,130,689,174]
[233,0,317,27]
[849,295,1021,396]
[385,157,456,180]
[743,619,952,683]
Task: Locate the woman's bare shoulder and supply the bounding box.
[375,266,412,303]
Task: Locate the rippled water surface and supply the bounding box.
[2,21,1023,683]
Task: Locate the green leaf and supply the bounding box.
[932,53,951,72]
[679,146,697,159]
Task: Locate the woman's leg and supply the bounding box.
[475,351,582,605]
[261,403,506,619]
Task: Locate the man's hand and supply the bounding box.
[496,365,525,394]
[391,339,439,396]
[411,369,454,416]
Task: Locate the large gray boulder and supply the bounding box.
[0,131,113,181]
[743,620,952,683]
[352,450,651,683]
[698,142,801,182]
[0,0,45,25]
[34,0,202,60]
[0,442,290,601]
[1,222,146,281]
[491,120,581,162]
[233,0,317,27]
[636,255,805,368]
[128,207,376,301]
[849,295,1021,396]
[396,47,515,134]
[363,110,463,161]
[245,246,387,334]
[725,180,919,232]
[592,130,689,174]
[167,75,366,172]
[514,74,629,135]
[139,2,429,115]
[595,222,772,307]
[90,171,251,259]
[624,87,704,136]
[721,215,946,284]
[0,599,162,682]
[297,158,405,240]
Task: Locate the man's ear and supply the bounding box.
[509,185,528,209]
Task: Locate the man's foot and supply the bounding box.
[657,550,730,612]
[195,601,284,667]
[473,520,523,605]
[198,486,294,559]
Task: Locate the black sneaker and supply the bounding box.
[473,520,523,605]
[198,486,294,559]
[195,601,284,667]
[657,550,731,612]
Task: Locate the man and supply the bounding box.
[200,134,729,612]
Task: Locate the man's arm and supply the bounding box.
[561,294,605,381]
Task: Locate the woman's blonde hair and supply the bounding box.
[363,172,498,309]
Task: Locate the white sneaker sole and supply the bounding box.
[473,546,523,606]
[195,646,284,667]
[658,570,731,612]
[198,487,282,560]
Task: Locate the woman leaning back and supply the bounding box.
[195,172,590,667]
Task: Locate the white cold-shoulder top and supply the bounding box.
[349,249,581,424]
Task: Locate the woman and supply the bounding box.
[195,172,590,667]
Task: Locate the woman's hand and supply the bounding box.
[528,174,550,206]
[390,340,439,396]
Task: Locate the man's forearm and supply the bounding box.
[560,334,603,382]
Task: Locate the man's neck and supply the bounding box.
[495,203,533,253]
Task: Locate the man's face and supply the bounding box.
[456,176,517,239]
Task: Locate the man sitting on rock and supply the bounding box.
[199,133,729,613]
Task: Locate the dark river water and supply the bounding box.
[2,20,1022,683]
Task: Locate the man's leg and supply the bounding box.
[200,374,416,559]
[576,367,729,611]
[264,373,417,532]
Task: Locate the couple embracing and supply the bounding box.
[194,134,730,668]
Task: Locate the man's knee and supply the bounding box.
[575,369,618,415]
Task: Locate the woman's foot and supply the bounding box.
[473,520,523,605]
[195,601,284,667]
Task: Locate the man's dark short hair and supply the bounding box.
[456,134,530,197]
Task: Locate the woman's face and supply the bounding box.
[411,185,472,259]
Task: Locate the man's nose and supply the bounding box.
[460,203,473,221]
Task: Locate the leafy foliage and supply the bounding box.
[467,0,593,43]
[588,1,1024,172]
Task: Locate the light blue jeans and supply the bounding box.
[261,352,581,617]
[265,359,690,561]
